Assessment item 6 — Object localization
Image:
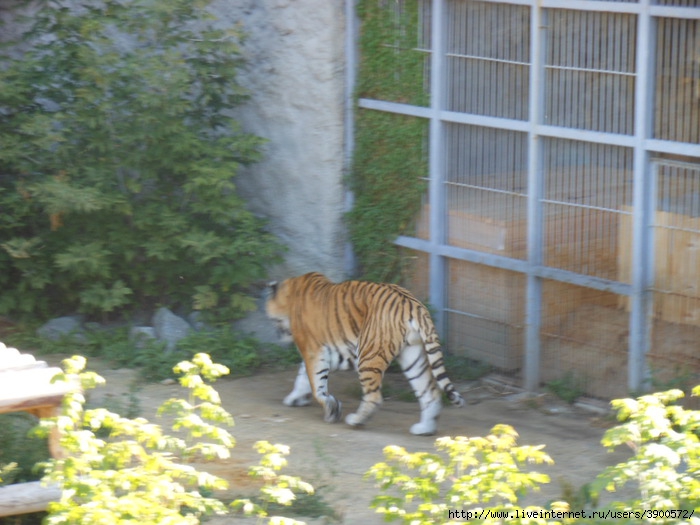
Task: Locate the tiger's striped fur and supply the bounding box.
[265,272,464,435]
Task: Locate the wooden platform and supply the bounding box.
[619,207,700,326]
[0,343,77,517]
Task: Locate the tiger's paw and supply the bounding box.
[447,389,465,408]
[410,421,437,436]
[345,413,365,428]
[323,396,342,423]
[283,392,312,407]
[451,394,465,408]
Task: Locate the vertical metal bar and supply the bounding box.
[524,2,546,392]
[629,0,654,393]
[429,0,447,336]
[344,0,359,277]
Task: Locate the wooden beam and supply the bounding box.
[0,481,61,517]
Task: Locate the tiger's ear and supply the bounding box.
[268,280,278,298]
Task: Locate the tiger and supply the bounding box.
[265,272,465,435]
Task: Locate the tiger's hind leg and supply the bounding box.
[398,343,442,436]
[305,350,342,423]
[283,362,313,407]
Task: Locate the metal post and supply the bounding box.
[629,0,655,392]
[524,2,546,392]
[343,0,359,277]
[428,0,447,336]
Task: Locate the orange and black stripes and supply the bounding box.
[266,272,464,435]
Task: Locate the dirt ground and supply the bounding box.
[35,352,633,525]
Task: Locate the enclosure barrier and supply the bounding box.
[354,0,700,398]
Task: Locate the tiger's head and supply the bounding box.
[265,279,294,344]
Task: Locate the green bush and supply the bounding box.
[36,354,233,524]
[119,327,298,382]
[231,441,315,524]
[365,387,700,525]
[33,353,312,525]
[176,327,262,377]
[0,0,281,321]
[0,413,50,486]
[591,387,700,524]
[2,322,299,384]
[0,415,50,525]
[546,371,586,405]
[366,424,563,524]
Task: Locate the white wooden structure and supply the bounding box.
[0,343,74,517]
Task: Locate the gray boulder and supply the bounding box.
[233,307,279,344]
[36,316,86,343]
[152,308,191,352]
[129,326,157,348]
[187,311,208,332]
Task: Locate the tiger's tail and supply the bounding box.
[413,307,465,407]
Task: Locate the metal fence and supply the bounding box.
[354,0,700,398]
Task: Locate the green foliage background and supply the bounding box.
[349,0,430,283]
[0,0,281,321]
[0,413,49,486]
[29,354,314,525]
[367,387,700,524]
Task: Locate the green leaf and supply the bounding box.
[77,280,133,313]
[55,242,113,278]
[1,237,42,259]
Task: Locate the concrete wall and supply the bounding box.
[210,0,349,282]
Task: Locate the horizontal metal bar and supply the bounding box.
[360,99,531,132]
[645,139,700,158]
[358,98,431,118]
[654,158,700,171]
[463,0,534,6]
[436,244,530,273]
[393,234,432,253]
[395,235,529,273]
[444,307,524,328]
[539,198,628,215]
[380,44,431,54]
[361,98,642,147]
[470,0,635,9]
[544,64,636,77]
[532,265,631,295]
[654,223,700,235]
[444,181,527,199]
[649,6,700,20]
[540,0,641,14]
[535,124,637,147]
[395,235,632,295]
[440,110,531,132]
[446,0,700,18]
[446,53,530,68]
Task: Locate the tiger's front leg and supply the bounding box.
[283,362,313,407]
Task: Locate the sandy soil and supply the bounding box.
[44,354,633,525]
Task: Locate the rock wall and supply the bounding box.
[210,0,349,281]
